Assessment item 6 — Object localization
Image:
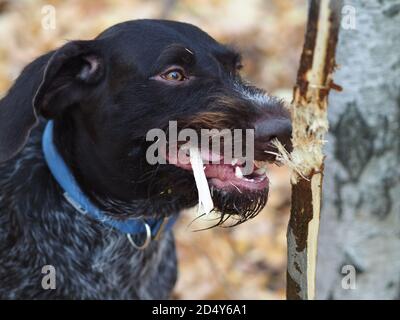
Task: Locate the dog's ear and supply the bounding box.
[0,53,50,162]
[0,40,104,162]
[33,40,105,118]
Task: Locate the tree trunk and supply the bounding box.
[317,0,400,299]
[286,0,341,300]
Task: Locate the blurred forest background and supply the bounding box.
[0,0,307,299]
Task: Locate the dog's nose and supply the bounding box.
[254,117,292,159]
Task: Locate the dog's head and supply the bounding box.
[0,19,291,225]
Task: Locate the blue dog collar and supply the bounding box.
[42,120,177,248]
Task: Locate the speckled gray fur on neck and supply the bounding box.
[0,126,177,299]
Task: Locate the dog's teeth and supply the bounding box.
[231,158,239,166]
[254,160,268,169]
[254,160,262,168]
[255,167,267,175]
[179,144,191,156]
[235,166,244,179]
[180,143,190,150]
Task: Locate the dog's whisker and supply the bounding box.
[229,181,242,194]
[186,212,207,229]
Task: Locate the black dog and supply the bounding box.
[0,19,291,299]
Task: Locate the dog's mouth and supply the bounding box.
[161,145,272,225]
[163,146,269,193]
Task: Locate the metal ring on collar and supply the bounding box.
[126,222,151,250]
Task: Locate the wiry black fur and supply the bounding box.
[0,19,291,299]
[0,121,177,299]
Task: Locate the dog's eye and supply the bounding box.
[161,69,186,82]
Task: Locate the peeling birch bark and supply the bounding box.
[286,0,342,300]
[317,0,400,299]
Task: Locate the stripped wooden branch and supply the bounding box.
[286,0,342,300]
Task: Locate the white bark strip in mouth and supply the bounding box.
[235,166,243,179]
[189,147,214,215]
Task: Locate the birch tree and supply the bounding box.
[317,0,400,299]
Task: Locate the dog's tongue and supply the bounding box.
[189,147,214,215]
